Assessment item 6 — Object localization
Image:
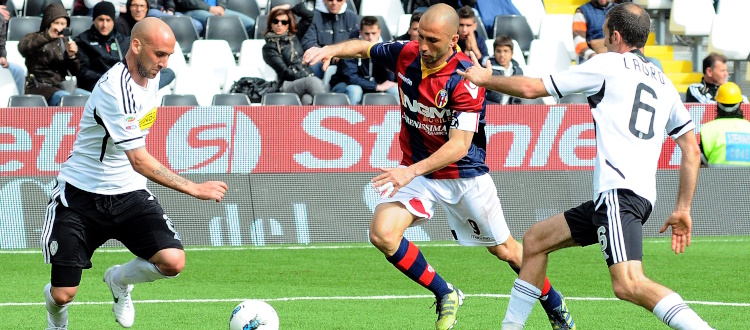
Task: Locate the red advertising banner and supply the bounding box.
[2,104,747,176]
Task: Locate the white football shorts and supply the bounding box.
[377,172,510,246]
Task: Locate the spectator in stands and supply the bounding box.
[573,0,614,63]
[270,2,314,41]
[329,16,397,105]
[486,36,523,105]
[686,53,748,103]
[19,2,90,106]
[75,2,175,91]
[114,0,148,36]
[263,5,325,105]
[395,11,420,41]
[146,0,203,35]
[456,5,488,66]
[73,0,123,17]
[700,82,750,166]
[174,0,255,38]
[0,1,25,95]
[301,0,359,78]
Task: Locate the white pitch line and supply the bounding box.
[1,294,748,308]
[2,238,749,254]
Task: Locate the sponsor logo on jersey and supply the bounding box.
[49,240,58,256]
[125,115,136,123]
[398,71,412,86]
[435,89,448,108]
[139,107,157,131]
[401,88,451,119]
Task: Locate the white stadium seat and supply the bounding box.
[634,0,672,44]
[4,41,27,76]
[525,39,571,78]
[707,15,750,61]
[173,66,221,106]
[360,0,403,37]
[538,14,576,61]
[239,39,277,83]
[511,0,546,38]
[669,0,714,36]
[0,69,19,107]
[396,13,411,37]
[716,0,749,16]
[189,40,236,90]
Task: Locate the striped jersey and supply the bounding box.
[542,50,695,204]
[368,40,488,179]
[58,61,161,194]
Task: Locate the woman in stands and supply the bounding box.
[262,5,324,105]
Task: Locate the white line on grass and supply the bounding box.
[1,294,748,308]
[2,237,749,254]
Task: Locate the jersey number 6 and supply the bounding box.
[628,82,656,140]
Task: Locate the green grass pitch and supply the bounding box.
[1,237,748,329]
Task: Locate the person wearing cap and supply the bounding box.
[79,1,175,92]
[700,82,750,167]
[18,2,91,106]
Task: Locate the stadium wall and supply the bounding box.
[1,104,749,249]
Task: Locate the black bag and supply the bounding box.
[229,77,279,103]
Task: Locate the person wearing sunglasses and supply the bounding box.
[262,6,325,105]
[300,0,359,78]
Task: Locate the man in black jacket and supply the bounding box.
[76,2,174,91]
[329,16,396,104]
[301,0,359,78]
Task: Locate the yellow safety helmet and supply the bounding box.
[715,82,743,105]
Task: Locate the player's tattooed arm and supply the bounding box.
[153,164,190,189]
[125,146,196,195]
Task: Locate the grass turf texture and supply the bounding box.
[1,236,747,329]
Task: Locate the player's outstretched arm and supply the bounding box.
[457,51,549,100]
[125,147,228,202]
[659,131,700,254]
[302,39,373,72]
[372,129,472,198]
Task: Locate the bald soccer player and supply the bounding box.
[303,4,575,330]
[41,17,227,329]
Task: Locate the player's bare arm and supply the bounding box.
[372,128,473,197]
[302,39,373,72]
[457,51,549,99]
[125,146,228,202]
[659,130,700,254]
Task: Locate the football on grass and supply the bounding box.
[229,300,279,330]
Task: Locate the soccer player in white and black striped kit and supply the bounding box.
[41,18,227,329]
[459,3,712,330]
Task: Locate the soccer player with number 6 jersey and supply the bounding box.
[458,3,712,330]
[303,4,575,330]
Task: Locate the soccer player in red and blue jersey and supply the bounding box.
[303,4,575,330]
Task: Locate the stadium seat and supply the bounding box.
[525,39,571,78]
[538,14,575,61]
[206,16,248,54]
[189,39,237,90]
[669,0,715,71]
[161,16,199,55]
[558,93,588,104]
[372,15,392,41]
[8,94,47,107]
[254,14,267,39]
[4,41,27,75]
[24,0,61,17]
[239,39,278,82]
[173,67,222,106]
[61,0,74,10]
[10,0,23,16]
[261,92,301,105]
[212,93,252,106]
[475,17,488,41]
[362,92,399,105]
[0,69,20,107]
[69,16,92,39]
[360,0,403,36]
[223,66,263,94]
[511,0,546,38]
[518,97,544,105]
[167,41,187,76]
[396,13,411,36]
[161,94,199,106]
[485,38,527,73]
[265,0,301,13]
[313,92,350,105]
[322,65,337,92]
[8,17,42,41]
[707,15,750,61]
[716,0,748,16]
[493,15,534,55]
[634,0,672,44]
[226,0,260,20]
[59,95,89,107]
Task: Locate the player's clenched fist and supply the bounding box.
[193,181,228,202]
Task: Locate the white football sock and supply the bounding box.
[502,279,541,328]
[653,292,714,330]
[115,257,172,286]
[44,283,69,328]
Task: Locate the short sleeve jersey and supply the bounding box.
[58,61,161,194]
[369,40,489,179]
[542,50,695,204]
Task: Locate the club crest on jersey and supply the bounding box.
[435,89,448,108]
[139,107,158,131]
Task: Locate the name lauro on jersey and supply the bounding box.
[623,58,665,85]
